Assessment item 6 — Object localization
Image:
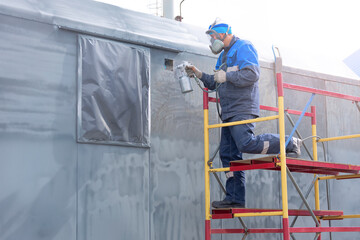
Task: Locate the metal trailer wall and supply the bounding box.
[0,1,359,240]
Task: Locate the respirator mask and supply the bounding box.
[206,20,230,55]
[206,29,226,55]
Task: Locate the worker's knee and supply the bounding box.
[236,137,261,153]
[236,139,253,152]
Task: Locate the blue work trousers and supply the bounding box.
[219,114,295,204]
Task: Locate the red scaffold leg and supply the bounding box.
[283,218,290,240]
[205,220,211,240]
[317,220,321,240]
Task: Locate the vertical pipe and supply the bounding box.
[277,73,290,240]
[203,90,211,240]
[317,221,321,240]
[179,0,185,21]
[274,50,290,240]
[312,106,320,210]
[163,0,174,19]
[205,220,211,240]
[312,106,321,240]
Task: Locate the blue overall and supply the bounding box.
[200,36,296,205]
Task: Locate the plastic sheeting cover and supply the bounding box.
[77,35,150,147]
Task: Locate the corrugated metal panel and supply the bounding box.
[77,145,150,240]
[0,13,77,240]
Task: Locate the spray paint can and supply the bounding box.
[179,75,193,94]
[175,62,193,94]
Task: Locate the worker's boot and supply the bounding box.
[286,137,302,158]
[212,171,245,209]
[212,200,245,209]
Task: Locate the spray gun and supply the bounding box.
[175,61,223,119]
[175,61,226,94]
[174,61,193,94]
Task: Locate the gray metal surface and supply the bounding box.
[0,12,77,240]
[323,80,360,240]
[0,1,359,240]
[77,144,150,240]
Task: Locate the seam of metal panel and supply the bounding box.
[59,25,217,58]
[58,25,181,53]
[0,11,56,29]
[76,36,80,240]
[76,144,79,240]
[148,149,151,240]
[76,35,82,148]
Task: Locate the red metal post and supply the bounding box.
[205,220,211,240]
[203,90,209,110]
[317,220,321,240]
[283,218,290,240]
[311,106,316,125]
[277,73,284,97]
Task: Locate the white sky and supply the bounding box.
[97,0,360,79]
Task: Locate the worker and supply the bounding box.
[186,19,302,209]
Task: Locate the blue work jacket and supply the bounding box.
[200,36,260,120]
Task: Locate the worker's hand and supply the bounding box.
[185,64,202,79]
[214,70,226,83]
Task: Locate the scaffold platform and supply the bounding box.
[230,155,360,175]
[212,208,343,220]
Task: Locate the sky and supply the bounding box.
[97,0,360,80]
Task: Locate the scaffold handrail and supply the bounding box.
[322,214,360,220]
[207,115,279,129]
[318,174,360,180]
[260,105,314,117]
[317,134,360,142]
[283,83,360,102]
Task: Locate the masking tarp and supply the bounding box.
[77,35,150,147]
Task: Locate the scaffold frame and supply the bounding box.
[203,51,360,240]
